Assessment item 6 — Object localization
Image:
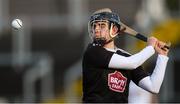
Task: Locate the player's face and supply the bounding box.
[90,20,111,41]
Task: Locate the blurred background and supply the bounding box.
[0,0,179,103]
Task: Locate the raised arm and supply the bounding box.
[108,37,157,70]
[138,41,169,93]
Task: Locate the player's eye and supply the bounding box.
[91,22,108,30]
[100,23,106,28]
[91,23,97,29]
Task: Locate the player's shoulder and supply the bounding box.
[116,48,132,57]
[117,48,132,55]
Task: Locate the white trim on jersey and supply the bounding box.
[108,46,155,70]
[138,54,169,93]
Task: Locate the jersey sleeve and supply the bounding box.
[138,54,169,93]
[83,44,114,68]
[108,46,155,69]
[131,66,149,85]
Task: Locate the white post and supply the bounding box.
[67,0,88,37]
[12,19,31,70]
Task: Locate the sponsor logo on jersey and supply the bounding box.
[108,71,127,92]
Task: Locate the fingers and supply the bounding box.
[158,41,169,51]
[158,41,166,49]
[147,36,158,47]
[148,36,170,56]
[155,41,169,56]
[163,42,171,50]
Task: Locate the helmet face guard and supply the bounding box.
[88,20,109,45]
[88,12,121,46]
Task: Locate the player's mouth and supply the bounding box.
[95,30,103,37]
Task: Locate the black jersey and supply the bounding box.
[82,44,148,103]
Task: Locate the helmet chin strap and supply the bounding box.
[109,23,115,38]
[104,23,118,45]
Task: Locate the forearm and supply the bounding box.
[138,54,169,93]
[108,46,155,69]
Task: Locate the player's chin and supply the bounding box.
[94,36,106,40]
